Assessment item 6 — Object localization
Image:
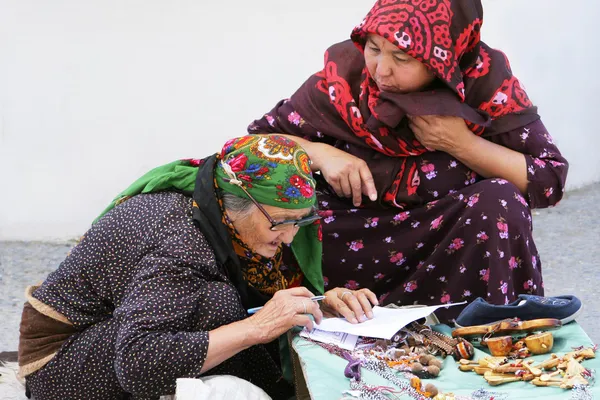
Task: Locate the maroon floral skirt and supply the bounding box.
[297,152,544,323]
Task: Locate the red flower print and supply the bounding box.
[220,138,237,157]
[238,174,252,182]
[289,175,303,188]
[446,237,464,254]
[223,138,237,148]
[421,163,435,173]
[319,210,333,218]
[514,193,528,207]
[389,251,406,265]
[317,224,323,242]
[480,268,490,282]
[430,215,444,230]
[508,256,521,270]
[476,231,489,244]
[421,163,437,180]
[256,166,269,176]
[374,273,385,280]
[425,200,439,210]
[393,211,410,222]
[323,276,329,287]
[441,293,451,304]
[467,194,479,207]
[287,111,302,126]
[497,220,509,239]
[300,184,314,198]
[347,240,364,252]
[185,158,204,167]
[345,280,359,290]
[404,280,418,293]
[228,153,248,172]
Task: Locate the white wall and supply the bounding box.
[0,0,598,241]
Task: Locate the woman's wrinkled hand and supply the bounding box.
[310,142,377,207]
[323,287,379,324]
[407,115,475,154]
[247,287,323,344]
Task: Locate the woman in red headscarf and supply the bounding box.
[248,0,568,322]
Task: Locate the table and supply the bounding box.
[291,322,598,399]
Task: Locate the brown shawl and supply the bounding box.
[18,286,77,378]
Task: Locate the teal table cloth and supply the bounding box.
[292,322,597,399]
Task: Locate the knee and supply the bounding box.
[469,179,532,233]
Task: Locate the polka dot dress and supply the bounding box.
[26,192,293,399]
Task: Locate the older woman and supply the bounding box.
[18,135,377,400]
[249,0,569,322]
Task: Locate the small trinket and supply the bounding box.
[570,384,594,400]
[452,339,475,360]
[470,388,509,400]
[424,383,438,397]
[410,376,439,398]
[411,362,441,378]
[457,346,597,393]
[484,370,532,385]
[484,335,512,356]
[398,322,475,360]
[524,332,554,354]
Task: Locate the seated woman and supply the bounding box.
[248,0,568,323]
[17,135,377,400]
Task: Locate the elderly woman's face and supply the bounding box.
[364,34,435,93]
[231,205,313,258]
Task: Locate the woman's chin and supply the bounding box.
[257,244,279,258]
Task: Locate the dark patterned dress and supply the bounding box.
[25,192,292,400]
[251,109,568,323]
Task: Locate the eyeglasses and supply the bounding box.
[235,183,321,231]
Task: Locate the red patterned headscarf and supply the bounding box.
[350,0,536,127]
[291,0,539,157]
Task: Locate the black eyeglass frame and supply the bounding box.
[234,183,321,231]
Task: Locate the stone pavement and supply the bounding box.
[1,182,599,352]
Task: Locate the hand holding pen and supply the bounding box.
[247,295,326,315]
[244,287,324,345]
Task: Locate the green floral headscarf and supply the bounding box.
[216,135,316,207]
[94,135,323,294]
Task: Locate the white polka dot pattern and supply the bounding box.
[26,192,292,399]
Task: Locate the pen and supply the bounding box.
[247,295,326,315]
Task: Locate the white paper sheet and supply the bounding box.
[313,302,466,340]
[299,328,359,350]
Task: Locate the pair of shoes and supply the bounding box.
[454,294,583,328]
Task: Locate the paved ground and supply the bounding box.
[1,183,599,352]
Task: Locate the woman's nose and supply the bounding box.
[376,57,393,77]
[279,225,299,245]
